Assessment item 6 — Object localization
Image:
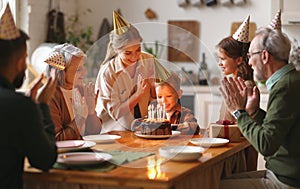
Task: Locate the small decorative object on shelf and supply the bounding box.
[204,0,217,6]
[289,38,300,71]
[198,53,209,85]
[177,0,189,8]
[233,0,246,6]
[145,8,157,20]
[220,0,233,6]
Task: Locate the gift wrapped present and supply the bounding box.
[209,120,242,142]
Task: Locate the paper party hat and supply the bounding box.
[113,10,130,35]
[269,10,281,31]
[232,15,250,43]
[44,52,66,70]
[0,3,20,40]
[154,58,170,82]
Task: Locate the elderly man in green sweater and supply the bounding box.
[219,26,300,189]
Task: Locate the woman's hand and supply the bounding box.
[84,82,97,115]
[136,74,148,97]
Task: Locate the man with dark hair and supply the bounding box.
[0,4,57,189]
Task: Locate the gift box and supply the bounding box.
[209,120,242,142]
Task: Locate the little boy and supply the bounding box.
[155,72,200,135]
[132,72,200,135]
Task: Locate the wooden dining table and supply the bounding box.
[23,131,251,189]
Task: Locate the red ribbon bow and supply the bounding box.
[216,120,235,125]
[216,120,235,139]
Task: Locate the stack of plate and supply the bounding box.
[83,134,121,143]
[57,152,112,165]
[56,140,96,153]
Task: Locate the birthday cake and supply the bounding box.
[132,102,171,135]
[139,119,172,135]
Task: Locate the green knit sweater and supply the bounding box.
[238,69,300,187]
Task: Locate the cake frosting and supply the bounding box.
[136,119,171,135]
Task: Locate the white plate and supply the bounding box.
[159,146,204,161]
[83,134,121,143]
[57,141,96,153]
[56,140,85,148]
[57,152,112,165]
[134,131,181,139]
[189,138,229,147]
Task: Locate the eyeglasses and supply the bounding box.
[247,51,262,59]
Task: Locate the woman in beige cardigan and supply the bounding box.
[45,43,102,141]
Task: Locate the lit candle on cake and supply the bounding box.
[163,103,166,120]
[148,105,151,120]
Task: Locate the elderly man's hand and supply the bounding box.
[219,77,248,113]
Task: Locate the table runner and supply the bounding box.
[53,150,153,172]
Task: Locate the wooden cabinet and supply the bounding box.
[272,0,300,25]
[195,92,221,128]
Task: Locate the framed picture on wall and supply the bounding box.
[168,20,199,62]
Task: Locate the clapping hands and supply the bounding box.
[219,77,260,116]
[136,74,149,96]
[73,82,96,118]
[28,69,57,104]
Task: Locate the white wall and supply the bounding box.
[20,0,77,56]
[22,0,300,79]
[77,0,273,79]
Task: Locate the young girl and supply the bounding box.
[216,16,257,172]
[217,16,255,121]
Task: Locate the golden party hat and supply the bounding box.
[0,3,20,40]
[269,10,281,31]
[232,15,250,43]
[44,52,66,70]
[113,10,130,35]
[154,58,170,82]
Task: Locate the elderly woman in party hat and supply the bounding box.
[45,43,102,141]
[95,11,169,133]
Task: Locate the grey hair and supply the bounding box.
[46,43,84,86]
[255,27,291,63]
[102,25,142,65]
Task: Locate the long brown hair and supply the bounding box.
[217,36,253,81]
